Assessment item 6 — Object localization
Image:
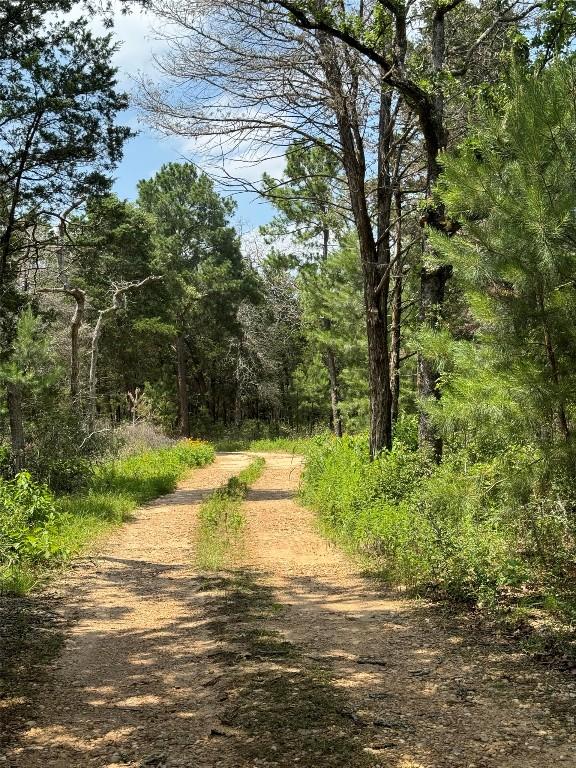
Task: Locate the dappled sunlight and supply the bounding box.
[2,453,575,768]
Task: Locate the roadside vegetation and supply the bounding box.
[197,457,265,569]
[302,429,576,659]
[0,438,214,594]
[3,0,576,669]
[214,436,312,455]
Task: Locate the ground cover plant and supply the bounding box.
[197,457,265,569]
[0,439,214,594]
[301,430,576,659]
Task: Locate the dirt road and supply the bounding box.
[2,453,575,767]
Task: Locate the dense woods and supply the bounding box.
[2,0,576,639]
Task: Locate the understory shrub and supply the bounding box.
[301,434,572,605]
[0,472,63,567]
[0,439,214,593]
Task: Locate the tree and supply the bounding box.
[433,60,576,455]
[0,309,58,471]
[142,0,414,455]
[137,163,255,435]
[298,236,366,434]
[142,0,562,458]
[261,141,348,435]
[86,276,160,431]
[233,260,303,426]
[0,15,131,289]
[0,6,131,466]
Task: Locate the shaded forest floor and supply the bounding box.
[1,452,576,767]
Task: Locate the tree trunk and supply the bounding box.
[417,263,452,461]
[88,311,105,433]
[324,343,343,437]
[390,189,403,425]
[7,382,25,473]
[70,288,85,399]
[318,34,393,457]
[176,333,190,437]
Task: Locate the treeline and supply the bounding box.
[135,0,576,623]
[3,0,576,620]
[0,2,326,485]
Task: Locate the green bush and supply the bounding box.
[1,439,215,593]
[0,472,64,567]
[302,436,518,603]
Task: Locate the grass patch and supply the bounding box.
[0,439,215,594]
[196,457,265,570]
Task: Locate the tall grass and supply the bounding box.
[0,440,215,594]
[196,457,265,569]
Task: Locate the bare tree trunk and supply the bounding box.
[390,189,403,425]
[325,345,343,437]
[7,382,25,473]
[88,310,105,432]
[417,263,452,461]
[87,277,159,434]
[70,288,85,399]
[176,333,190,437]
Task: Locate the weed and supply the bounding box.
[196,457,265,569]
[0,440,215,594]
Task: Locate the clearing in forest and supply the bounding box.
[1,452,575,768]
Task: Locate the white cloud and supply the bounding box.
[71,1,164,86]
[175,132,287,192]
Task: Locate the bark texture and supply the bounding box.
[177,333,190,438]
[7,382,25,473]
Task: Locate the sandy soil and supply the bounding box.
[2,452,576,768]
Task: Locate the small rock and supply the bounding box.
[142,756,165,767]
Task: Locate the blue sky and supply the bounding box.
[98,4,276,237]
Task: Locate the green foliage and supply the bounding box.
[433,61,576,456]
[301,436,562,604]
[0,472,61,568]
[0,440,215,593]
[297,237,368,431]
[0,11,131,287]
[135,162,259,432]
[0,308,58,391]
[260,140,345,249]
[197,457,265,569]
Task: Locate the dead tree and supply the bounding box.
[88,277,161,431]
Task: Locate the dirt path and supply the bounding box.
[2,452,576,768]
